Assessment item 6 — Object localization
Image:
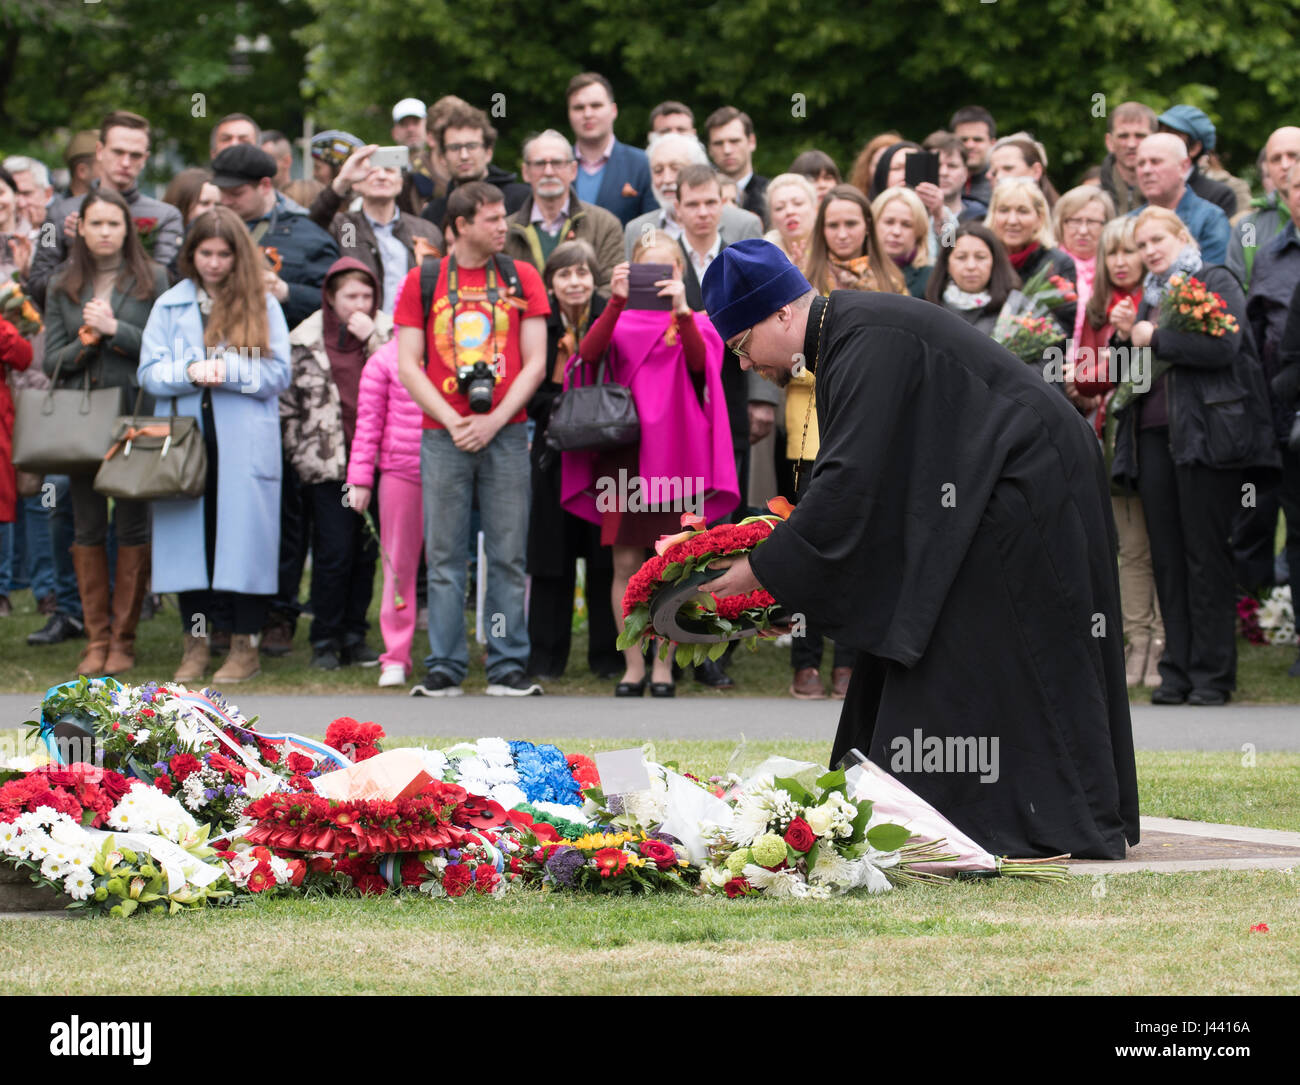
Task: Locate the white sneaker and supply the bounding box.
[377,663,406,688]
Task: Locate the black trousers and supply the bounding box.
[1280,446,1300,607]
[1232,478,1281,593]
[781,455,852,673]
[306,480,377,648]
[178,390,269,636]
[1137,428,1240,694]
[272,462,313,621]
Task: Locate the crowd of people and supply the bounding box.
[0,77,1296,706]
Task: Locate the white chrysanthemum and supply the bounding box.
[0,821,23,855]
[479,762,519,787]
[23,831,53,861]
[475,737,513,764]
[41,855,73,880]
[742,863,810,898]
[809,847,857,889]
[490,783,528,810]
[13,810,46,835]
[131,729,151,747]
[63,866,95,900]
[458,756,493,782]
[29,805,62,829]
[419,749,449,778]
[727,792,777,847]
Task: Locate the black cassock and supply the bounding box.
[750,292,1140,860]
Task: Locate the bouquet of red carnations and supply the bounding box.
[616,499,792,666]
[1158,274,1239,337]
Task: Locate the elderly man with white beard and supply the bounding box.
[502,129,624,296]
[623,132,763,260]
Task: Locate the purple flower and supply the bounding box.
[203,788,217,801]
[649,831,682,846]
[223,784,237,798]
[544,846,585,888]
[153,762,167,772]
[447,849,461,860]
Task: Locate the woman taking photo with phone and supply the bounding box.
[138,206,291,684]
[560,230,738,697]
[43,188,169,675]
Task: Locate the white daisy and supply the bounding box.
[742,863,810,898]
[63,867,95,900]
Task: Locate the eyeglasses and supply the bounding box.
[526,158,571,171]
[444,141,484,156]
[1064,217,1106,231]
[731,327,753,360]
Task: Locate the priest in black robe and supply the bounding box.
[699,239,1139,860]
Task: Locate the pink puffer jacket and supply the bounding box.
[347,339,425,487]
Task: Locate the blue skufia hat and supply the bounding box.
[702,238,813,343]
[1158,105,1216,152]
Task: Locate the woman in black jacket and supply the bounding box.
[986,177,1077,333]
[43,188,169,676]
[1110,207,1279,704]
[924,221,1020,336]
[524,240,619,680]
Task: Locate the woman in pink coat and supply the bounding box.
[346,297,426,686]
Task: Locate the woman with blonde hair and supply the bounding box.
[761,173,818,268]
[1071,216,1164,687]
[1053,184,1116,349]
[871,185,934,297]
[988,136,1059,207]
[138,206,292,684]
[985,177,1077,331]
[1108,205,1278,704]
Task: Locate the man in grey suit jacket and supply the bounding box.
[623,132,761,259]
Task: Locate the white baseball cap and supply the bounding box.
[392,98,427,122]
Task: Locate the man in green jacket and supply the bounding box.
[1227,126,1300,288]
[502,130,623,297]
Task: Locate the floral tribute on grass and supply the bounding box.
[1237,585,1295,647]
[617,498,794,667]
[2,685,1069,915]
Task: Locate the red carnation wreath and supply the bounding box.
[617,498,791,666]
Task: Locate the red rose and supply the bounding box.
[285,752,314,774]
[153,774,174,795]
[784,817,816,853]
[724,876,753,898]
[443,864,472,897]
[474,865,500,894]
[169,753,202,782]
[639,838,678,870]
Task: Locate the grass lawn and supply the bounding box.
[2,738,1297,996]
[0,574,1298,701]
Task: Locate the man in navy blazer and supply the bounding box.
[567,72,658,226]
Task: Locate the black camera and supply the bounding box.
[456,360,497,414]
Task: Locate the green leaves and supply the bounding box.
[865,823,912,854]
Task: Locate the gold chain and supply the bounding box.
[793,297,829,495]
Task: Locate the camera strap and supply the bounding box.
[446,253,500,376]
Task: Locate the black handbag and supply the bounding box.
[544,355,639,452]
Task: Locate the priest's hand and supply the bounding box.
[701,555,760,599]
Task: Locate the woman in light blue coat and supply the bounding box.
[138,206,291,684]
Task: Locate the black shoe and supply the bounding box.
[486,670,543,697]
[310,642,341,670]
[650,681,676,698]
[694,658,735,689]
[410,671,463,697]
[615,676,647,697]
[1150,686,1188,705]
[341,640,380,668]
[1188,689,1229,706]
[26,612,85,646]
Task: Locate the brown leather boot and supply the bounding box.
[103,544,150,675]
[790,667,826,699]
[71,545,111,676]
[174,633,210,684]
[213,634,261,684]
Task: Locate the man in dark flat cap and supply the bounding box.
[698,238,1140,861]
[211,143,340,328]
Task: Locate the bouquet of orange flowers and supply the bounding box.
[0,277,42,338]
[1158,274,1239,337]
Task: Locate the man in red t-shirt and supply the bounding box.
[396,181,550,696]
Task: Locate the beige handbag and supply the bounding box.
[93,390,207,501]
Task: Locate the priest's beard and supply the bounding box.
[755,365,792,389]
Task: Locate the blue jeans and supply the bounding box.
[22,477,80,615]
[421,423,530,683]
